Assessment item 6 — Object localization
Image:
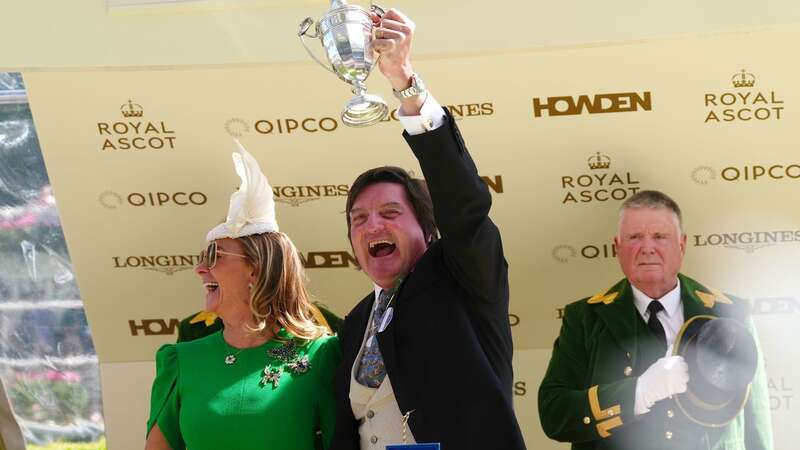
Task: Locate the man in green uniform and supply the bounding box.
[538,190,773,450]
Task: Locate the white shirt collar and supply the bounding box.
[631,279,682,319]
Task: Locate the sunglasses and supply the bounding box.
[198,241,248,269]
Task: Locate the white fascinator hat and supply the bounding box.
[206,140,278,242]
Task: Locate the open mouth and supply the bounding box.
[368,239,397,258]
[204,282,219,293]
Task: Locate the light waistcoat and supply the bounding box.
[350,287,416,450]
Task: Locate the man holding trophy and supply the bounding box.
[304,5,526,450]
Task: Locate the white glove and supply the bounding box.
[634,355,689,415]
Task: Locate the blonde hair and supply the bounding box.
[237,232,327,341]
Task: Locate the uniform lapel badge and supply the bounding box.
[587,288,619,305]
[189,310,218,326]
[695,289,733,308]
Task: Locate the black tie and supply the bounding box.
[646,301,667,349]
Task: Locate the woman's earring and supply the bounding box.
[248,282,254,290]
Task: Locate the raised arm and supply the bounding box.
[406,118,506,305]
[372,8,506,304]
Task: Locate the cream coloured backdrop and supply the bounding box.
[21,25,799,450]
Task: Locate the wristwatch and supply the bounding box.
[392,73,427,100]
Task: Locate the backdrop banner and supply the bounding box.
[23,24,799,449]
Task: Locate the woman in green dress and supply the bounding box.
[145,145,340,450]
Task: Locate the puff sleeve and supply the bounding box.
[146,344,185,450]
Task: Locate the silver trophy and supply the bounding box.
[299,1,388,127]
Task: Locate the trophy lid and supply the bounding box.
[330,0,349,8]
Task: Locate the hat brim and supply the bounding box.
[206,221,279,242]
[672,315,751,428]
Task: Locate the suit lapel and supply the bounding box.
[375,280,404,386]
[681,283,709,320]
[367,247,438,415]
[373,259,429,413]
[592,279,640,360]
[373,247,436,368]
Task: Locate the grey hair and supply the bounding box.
[617,190,684,236]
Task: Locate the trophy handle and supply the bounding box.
[298,17,336,75]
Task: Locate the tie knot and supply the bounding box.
[647,300,665,316]
[378,288,392,301]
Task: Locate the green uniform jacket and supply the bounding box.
[538,274,773,450]
[176,311,223,343]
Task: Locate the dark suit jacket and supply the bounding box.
[538,274,773,450]
[331,111,526,450]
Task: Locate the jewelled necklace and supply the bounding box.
[224,349,244,365]
[222,337,258,365]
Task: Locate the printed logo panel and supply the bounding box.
[98,100,177,151]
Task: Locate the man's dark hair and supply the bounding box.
[345,166,438,244]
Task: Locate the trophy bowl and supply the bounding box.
[299,1,388,127]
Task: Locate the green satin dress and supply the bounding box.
[147,329,340,450]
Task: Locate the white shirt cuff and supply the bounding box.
[397,94,446,135]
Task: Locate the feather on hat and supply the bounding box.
[206,141,278,242]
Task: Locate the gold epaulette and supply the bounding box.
[695,288,733,308]
[189,310,219,327]
[310,304,332,333]
[587,287,619,305]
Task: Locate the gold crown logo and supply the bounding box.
[731,69,755,88]
[588,152,611,170]
[120,100,144,118]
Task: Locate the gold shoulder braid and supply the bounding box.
[695,288,733,308]
[587,287,619,305]
[190,310,218,326]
